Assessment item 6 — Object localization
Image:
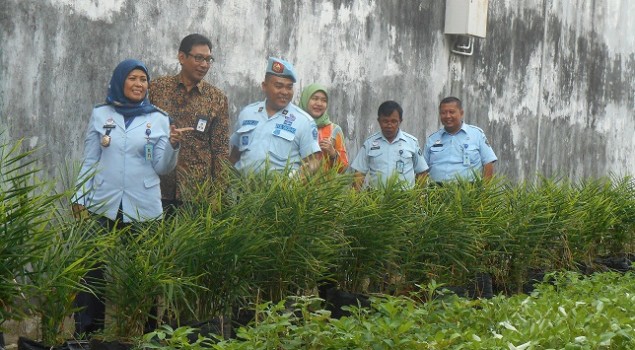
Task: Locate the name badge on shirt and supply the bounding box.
[145,143,154,161]
[396,160,405,173]
[463,144,470,166]
[196,118,208,132]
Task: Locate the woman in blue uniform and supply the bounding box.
[71,58,188,335]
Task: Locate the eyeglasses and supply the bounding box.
[186,52,214,63]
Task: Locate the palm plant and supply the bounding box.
[227,166,350,302]
[99,220,200,341]
[0,137,60,328]
[606,175,635,255]
[501,179,562,293]
[27,219,102,345]
[165,193,255,323]
[336,175,420,293]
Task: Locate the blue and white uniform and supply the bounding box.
[424,123,497,182]
[75,105,178,222]
[351,129,428,188]
[230,101,321,172]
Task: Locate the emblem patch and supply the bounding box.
[272,61,284,74]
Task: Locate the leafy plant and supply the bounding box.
[100,220,200,341]
[0,137,60,327]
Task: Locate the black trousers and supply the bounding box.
[74,213,125,337]
[73,211,159,337]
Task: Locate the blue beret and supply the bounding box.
[266,57,297,83]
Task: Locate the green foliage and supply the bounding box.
[223,167,351,301]
[100,220,202,341]
[193,272,635,349]
[4,141,635,347]
[0,138,62,326]
[142,324,219,350]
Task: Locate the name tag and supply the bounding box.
[196,118,208,132]
[145,144,154,161]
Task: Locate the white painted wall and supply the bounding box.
[1,0,634,182]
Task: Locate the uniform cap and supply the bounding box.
[266,57,297,82]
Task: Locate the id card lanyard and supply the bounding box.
[144,123,153,161]
[463,144,470,166]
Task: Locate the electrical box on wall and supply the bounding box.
[444,0,489,38]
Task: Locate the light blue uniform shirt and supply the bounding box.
[351,129,428,188]
[424,123,497,182]
[230,100,321,172]
[74,105,179,222]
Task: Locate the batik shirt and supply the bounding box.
[149,74,229,200]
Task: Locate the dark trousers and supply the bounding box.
[73,213,126,337]
[73,266,106,336]
[73,211,160,337]
[162,199,182,220]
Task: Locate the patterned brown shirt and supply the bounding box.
[149,73,229,201]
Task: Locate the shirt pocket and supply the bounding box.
[268,130,296,161]
[466,145,481,164]
[429,145,446,163]
[235,124,258,152]
[398,149,415,173]
[367,148,384,169]
[144,176,161,189]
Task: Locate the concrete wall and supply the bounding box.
[1,0,634,183]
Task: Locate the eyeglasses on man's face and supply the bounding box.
[186,52,214,63]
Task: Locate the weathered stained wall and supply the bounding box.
[1,0,634,182]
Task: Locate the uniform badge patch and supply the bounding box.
[312,127,318,140]
[241,135,249,146]
[272,61,284,74]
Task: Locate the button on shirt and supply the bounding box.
[424,123,497,182]
[230,101,321,172]
[351,130,428,188]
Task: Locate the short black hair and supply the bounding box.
[439,96,462,109]
[178,34,213,54]
[377,100,403,121]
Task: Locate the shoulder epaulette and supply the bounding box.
[427,128,443,138]
[154,106,169,117]
[367,131,382,141]
[94,103,109,109]
[290,105,313,122]
[464,123,485,133]
[401,131,419,142]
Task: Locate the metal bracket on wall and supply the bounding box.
[451,35,475,56]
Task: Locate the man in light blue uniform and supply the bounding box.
[424,96,497,183]
[351,101,428,189]
[229,57,321,174]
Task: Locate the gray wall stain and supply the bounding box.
[1,0,634,183]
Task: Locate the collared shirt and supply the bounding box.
[230,100,321,172]
[424,123,497,182]
[74,105,178,222]
[351,129,428,189]
[149,74,229,200]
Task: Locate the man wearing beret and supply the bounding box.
[229,57,321,175]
